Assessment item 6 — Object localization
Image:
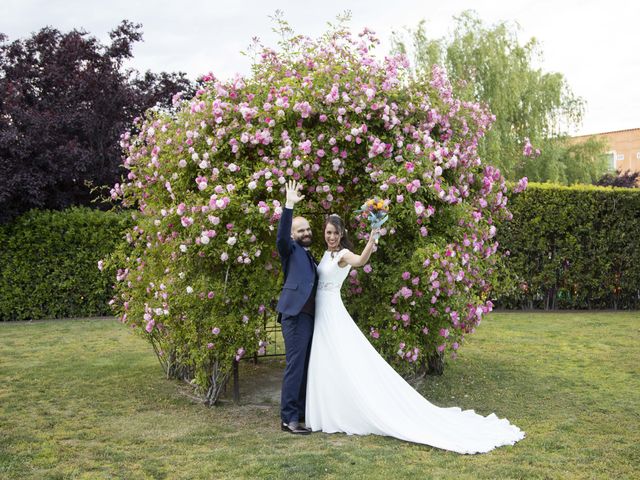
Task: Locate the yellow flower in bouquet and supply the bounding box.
[355,197,389,243]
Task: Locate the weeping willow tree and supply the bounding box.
[392,10,608,184]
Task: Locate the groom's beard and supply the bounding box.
[297,235,312,247]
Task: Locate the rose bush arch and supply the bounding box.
[106,20,523,404]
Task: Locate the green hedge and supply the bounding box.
[494,183,640,309]
[1,185,638,320]
[0,207,131,321]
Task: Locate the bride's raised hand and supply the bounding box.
[285,180,305,207]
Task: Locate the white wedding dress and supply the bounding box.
[305,249,525,454]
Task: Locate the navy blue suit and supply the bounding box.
[276,207,317,424]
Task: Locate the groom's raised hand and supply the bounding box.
[285,180,305,209]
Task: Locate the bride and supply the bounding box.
[305,212,526,454]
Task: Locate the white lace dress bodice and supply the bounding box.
[305,249,525,454]
[316,249,351,294]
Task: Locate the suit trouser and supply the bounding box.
[280,312,314,423]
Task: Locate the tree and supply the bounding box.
[595,169,640,188]
[513,135,609,185]
[0,21,195,223]
[391,11,604,183]
[106,17,517,404]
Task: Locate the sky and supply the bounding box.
[2,0,638,136]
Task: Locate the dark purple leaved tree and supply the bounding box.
[594,169,640,188]
[0,21,195,223]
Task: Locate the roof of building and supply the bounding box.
[572,127,640,139]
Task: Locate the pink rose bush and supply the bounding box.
[106,20,522,403]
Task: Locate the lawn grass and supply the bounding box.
[1,311,638,479]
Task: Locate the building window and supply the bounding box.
[617,153,625,161]
[605,151,616,170]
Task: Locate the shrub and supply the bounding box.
[0,207,130,321]
[494,183,640,310]
[107,19,521,403]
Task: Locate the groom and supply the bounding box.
[276,180,317,435]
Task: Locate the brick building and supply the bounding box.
[571,127,640,174]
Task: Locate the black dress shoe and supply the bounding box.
[298,422,311,432]
[281,421,311,435]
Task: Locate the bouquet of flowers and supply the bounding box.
[355,197,389,243]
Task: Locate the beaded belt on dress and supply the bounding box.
[317,281,341,292]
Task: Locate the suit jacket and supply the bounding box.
[276,207,317,319]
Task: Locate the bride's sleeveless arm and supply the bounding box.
[339,228,379,268]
